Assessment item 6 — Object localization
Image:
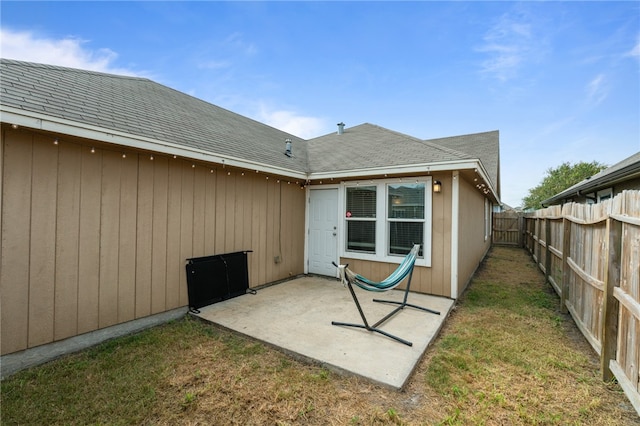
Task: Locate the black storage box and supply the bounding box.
[186,250,252,312]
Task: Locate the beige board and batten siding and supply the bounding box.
[456,176,492,298]
[339,173,453,298]
[0,128,306,355]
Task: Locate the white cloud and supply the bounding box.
[540,116,576,136]
[256,104,326,139]
[478,20,531,81]
[477,7,545,82]
[627,39,640,58]
[223,32,257,56]
[0,28,138,76]
[586,74,609,106]
[198,60,232,70]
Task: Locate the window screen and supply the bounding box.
[346,186,376,252]
[387,183,425,255]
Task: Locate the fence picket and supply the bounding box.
[496,190,640,415]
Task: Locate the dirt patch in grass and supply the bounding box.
[2,247,638,425]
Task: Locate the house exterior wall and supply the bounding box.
[612,177,640,194]
[339,173,453,298]
[563,177,640,204]
[0,127,306,355]
[456,177,492,298]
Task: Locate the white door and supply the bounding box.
[308,188,338,276]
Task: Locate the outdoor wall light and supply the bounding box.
[433,180,442,193]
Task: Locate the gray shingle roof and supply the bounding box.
[425,130,500,196]
[1,59,500,197]
[306,123,475,173]
[0,59,309,173]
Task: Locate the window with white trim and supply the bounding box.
[597,188,613,203]
[342,178,432,266]
[484,198,490,241]
[388,183,425,256]
[345,186,376,252]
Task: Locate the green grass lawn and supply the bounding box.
[2,246,638,425]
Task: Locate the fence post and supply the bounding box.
[544,218,551,285]
[518,215,524,248]
[601,217,621,381]
[561,218,571,314]
[534,218,540,264]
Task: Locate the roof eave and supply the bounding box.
[542,163,640,206]
[1,107,308,180]
[309,159,501,204]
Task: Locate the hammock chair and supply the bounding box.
[332,244,440,346]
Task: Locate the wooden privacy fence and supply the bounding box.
[492,212,523,246]
[523,190,640,415]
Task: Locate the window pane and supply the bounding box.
[388,183,424,219]
[347,186,376,218]
[389,222,423,256]
[347,221,376,252]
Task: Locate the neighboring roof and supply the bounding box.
[306,123,475,173]
[542,151,640,206]
[0,59,308,174]
[427,130,500,199]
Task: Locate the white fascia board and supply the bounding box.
[310,159,499,199]
[308,159,478,179]
[471,161,501,205]
[1,107,307,180]
[308,160,470,180]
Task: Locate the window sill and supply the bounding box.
[341,250,431,268]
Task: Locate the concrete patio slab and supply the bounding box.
[193,275,455,390]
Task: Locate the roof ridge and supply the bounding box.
[0,57,150,82]
[1,57,304,138]
[419,139,473,160]
[359,122,425,143]
[364,123,472,160]
[426,129,499,141]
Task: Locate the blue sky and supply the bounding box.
[2,1,639,207]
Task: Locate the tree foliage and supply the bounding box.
[522,161,607,210]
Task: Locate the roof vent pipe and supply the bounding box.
[284,138,292,157]
[337,122,345,135]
